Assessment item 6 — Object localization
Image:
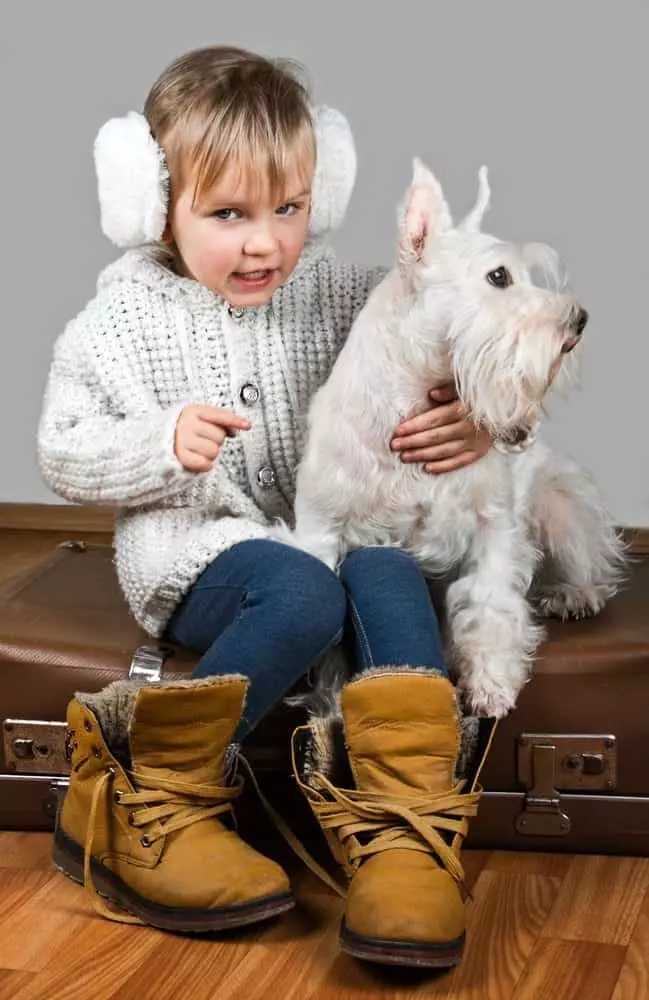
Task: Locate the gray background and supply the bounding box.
[2,1,647,524]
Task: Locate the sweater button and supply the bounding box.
[256,466,276,488]
[228,306,245,320]
[239,382,260,405]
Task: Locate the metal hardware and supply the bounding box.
[515,733,617,837]
[128,644,172,683]
[582,753,605,776]
[256,466,277,488]
[45,778,70,818]
[239,382,260,405]
[3,720,70,775]
[56,540,87,552]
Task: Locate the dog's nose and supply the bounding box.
[575,307,589,336]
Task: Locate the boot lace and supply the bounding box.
[237,734,483,901]
[84,765,243,924]
[302,769,481,887]
[271,725,484,898]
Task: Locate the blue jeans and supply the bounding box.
[165,540,447,741]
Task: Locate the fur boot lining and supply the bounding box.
[347,665,447,685]
[298,665,481,787]
[78,674,249,750]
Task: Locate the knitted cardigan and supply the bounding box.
[37,238,385,636]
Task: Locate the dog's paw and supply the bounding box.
[533,584,608,621]
[455,667,519,719]
[462,680,517,719]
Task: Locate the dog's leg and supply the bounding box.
[290,493,346,572]
[445,518,544,718]
[525,452,627,620]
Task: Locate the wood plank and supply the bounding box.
[0,869,53,926]
[0,834,648,999]
[486,852,574,878]
[0,504,114,533]
[611,887,649,1000]
[8,918,161,1000]
[0,833,53,870]
[0,970,35,1000]
[0,871,101,972]
[436,871,563,1000]
[541,856,649,946]
[511,938,626,1000]
[114,875,344,1000]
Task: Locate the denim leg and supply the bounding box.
[338,546,448,677]
[165,539,347,740]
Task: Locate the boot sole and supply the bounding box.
[340,920,465,968]
[52,825,294,932]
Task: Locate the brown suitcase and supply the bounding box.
[2,540,649,858]
[0,540,303,830]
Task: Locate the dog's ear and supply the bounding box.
[399,159,452,265]
[460,166,491,233]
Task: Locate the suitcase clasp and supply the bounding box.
[128,644,173,683]
[3,720,70,775]
[515,733,617,837]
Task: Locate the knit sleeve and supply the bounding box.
[37,289,198,507]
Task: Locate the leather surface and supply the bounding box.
[2,542,648,815]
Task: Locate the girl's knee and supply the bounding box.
[274,547,347,641]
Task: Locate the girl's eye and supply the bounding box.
[276,202,300,217]
[212,208,240,221]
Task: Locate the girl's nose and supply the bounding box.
[244,223,278,256]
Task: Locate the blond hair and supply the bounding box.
[144,46,315,264]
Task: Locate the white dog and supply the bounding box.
[290,160,625,718]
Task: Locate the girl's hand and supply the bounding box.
[174,404,251,473]
[390,383,493,474]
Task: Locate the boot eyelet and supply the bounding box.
[84,719,93,733]
[92,746,103,759]
[113,789,123,803]
[140,835,152,848]
[128,813,136,826]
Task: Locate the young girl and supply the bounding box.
[38,46,494,966]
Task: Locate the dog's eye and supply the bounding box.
[486,267,512,289]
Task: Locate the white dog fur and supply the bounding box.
[288,160,626,718]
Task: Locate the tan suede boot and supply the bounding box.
[293,669,494,968]
[54,675,293,931]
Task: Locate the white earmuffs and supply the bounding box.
[94,105,356,248]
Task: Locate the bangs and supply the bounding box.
[167,104,315,209]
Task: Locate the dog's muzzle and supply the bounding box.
[562,307,588,353]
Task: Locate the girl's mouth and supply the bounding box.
[232,269,276,289]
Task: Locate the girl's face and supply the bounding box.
[167,153,314,307]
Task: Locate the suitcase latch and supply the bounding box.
[3,720,70,775]
[128,644,172,683]
[515,733,617,837]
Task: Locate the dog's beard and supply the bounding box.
[451,313,573,438]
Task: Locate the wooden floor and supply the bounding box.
[1,530,648,1000]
